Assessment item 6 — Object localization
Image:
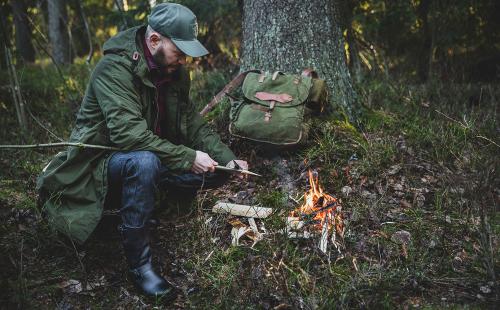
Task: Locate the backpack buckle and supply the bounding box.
[264,101,276,122]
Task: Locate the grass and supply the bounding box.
[0,61,498,308]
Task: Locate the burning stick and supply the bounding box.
[289,170,344,254]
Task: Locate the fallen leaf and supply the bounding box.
[387,164,402,175]
[393,183,404,191]
[400,200,412,208]
[85,276,106,290]
[391,230,411,245]
[361,190,376,200]
[228,218,246,228]
[59,279,82,294]
[480,286,491,294]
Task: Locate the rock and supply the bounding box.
[341,186,353,197]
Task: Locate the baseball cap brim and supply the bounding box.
[171,39,209,57]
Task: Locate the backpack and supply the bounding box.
[200,69,328,147]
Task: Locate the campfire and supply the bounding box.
[288,170,344,253]
[211,169,344,254]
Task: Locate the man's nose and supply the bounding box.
[178,55,186,65]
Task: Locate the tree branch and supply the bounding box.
[0,142,120,151]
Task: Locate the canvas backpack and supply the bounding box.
[200,69,328,147]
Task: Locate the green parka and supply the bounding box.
[36,26,236,244]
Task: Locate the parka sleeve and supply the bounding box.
[183,83,237,165]
[92,57,196,171]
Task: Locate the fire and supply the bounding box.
[291,170,343,236]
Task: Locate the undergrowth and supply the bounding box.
[0,62,498,308]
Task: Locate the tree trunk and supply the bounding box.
[241,0,359,121]
[417,0,432,82]
[48,0,72,64]
[10,0,35,63]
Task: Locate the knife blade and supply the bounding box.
[215,165,262,177]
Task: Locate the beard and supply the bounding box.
[152,48,179,74]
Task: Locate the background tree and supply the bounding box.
[9,0,35,63]
[240,0,358,121]
[48,0,72,64]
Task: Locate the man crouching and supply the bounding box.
[37,3,247,298]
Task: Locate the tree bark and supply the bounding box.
[241,0,359,121]
[10,0,35,63]
[48,0,72,64]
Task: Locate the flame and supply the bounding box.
[291,170,343,236]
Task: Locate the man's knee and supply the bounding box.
[124,151,161,181]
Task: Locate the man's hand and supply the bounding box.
[226,160,249,178]
[191,151,218,174]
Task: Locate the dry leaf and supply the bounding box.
[59,279,82,294]
[391,230,411,245]
[387,164,402,175]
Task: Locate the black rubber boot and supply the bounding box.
[120,225,177,299]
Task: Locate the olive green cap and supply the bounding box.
[148,3,208,57]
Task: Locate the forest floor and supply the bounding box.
[0,72,498,309]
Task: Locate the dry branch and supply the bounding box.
[212,202,273,218]
[0,142,120,151]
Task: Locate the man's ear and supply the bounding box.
[149,33,162,49]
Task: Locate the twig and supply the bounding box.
[25,105,64,142]
[434,109,469,129]
[0,142,120,151]
[24,12,65,81]
[476,135,500,149]
[4,44,29,132]
[67,235,88,289]
[435,109,499,149]
[114,0,129,29]
[76,0,94,64]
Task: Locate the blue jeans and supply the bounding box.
[105,151,228,228]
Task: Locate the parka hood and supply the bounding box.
[102,25,156,88]
[103,25,144,57]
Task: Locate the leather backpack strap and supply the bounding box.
[199,69,262,116]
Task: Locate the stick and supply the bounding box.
[212,202,273,218]
[319,214,330,254]
[4,44,28,132]
[300,200,339,222]
[75,0,94,64]
[0,142,120,151]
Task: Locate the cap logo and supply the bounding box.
[193,20,199,38]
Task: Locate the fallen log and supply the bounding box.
[212,202,273,218]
